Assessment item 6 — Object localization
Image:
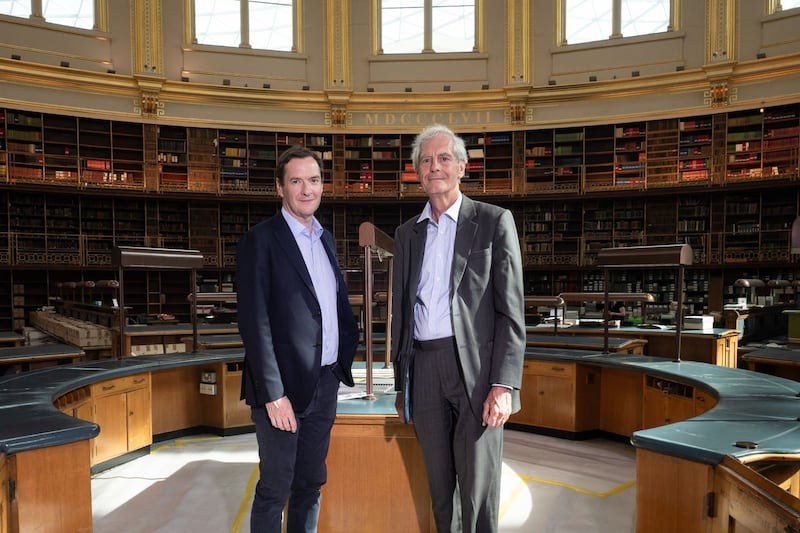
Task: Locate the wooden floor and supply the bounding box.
[91,429,636,533]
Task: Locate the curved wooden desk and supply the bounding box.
[526,333,647,354]
[1,347,798,532]
[528,325,739,367]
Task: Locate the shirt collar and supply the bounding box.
[418,192,463,224]
[281,207,322,238]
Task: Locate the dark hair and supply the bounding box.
[276,144,323,185]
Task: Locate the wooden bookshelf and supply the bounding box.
[583,125,615,191]
[678,114,713,184]
[725,109,763,182]
[156,125,188,191]
[524,129,555,193]
[615,121,647,188]
[0,103,798,329]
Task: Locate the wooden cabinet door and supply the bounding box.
[93,393,128,464]
[643,378,696,429]
[510,361,575,431]
[533,373,575,430]
[693,389,716,415]
[126,386,152,452]
[223,370,251,428]
[0,453,8,533]
[73,401,93,423]
[510,365,540,426]
[600,368,643,437]
[642,386,670,429]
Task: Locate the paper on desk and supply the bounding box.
[338,386,369,400]
[338,383,395,400]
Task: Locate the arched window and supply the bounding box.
[379,0,477,54]
[193,0,295,52]
[563,0,673,46]
[0,0,96,30]
[771,0,800,12]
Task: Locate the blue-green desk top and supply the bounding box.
[1,347,799,468]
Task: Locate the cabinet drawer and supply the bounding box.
[522,361,574,378]
[92,374,150,397]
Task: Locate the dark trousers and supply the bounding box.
[249,367,339,533]
[411,338,504,533]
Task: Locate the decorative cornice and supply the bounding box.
[2,51,799,130]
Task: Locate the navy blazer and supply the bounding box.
[236,212,359,412]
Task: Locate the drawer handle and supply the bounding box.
[551,367,565,372]
[102,384,115,391]
[133,378,146,384]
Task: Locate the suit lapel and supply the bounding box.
[321,230,343,292]
[451,196,477,292]
[409,218,428,306]
[273,215,316,295]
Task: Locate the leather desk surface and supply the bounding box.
[1,347,799,467]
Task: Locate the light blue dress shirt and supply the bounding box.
[413,193,463,341]
[281,208,339,365]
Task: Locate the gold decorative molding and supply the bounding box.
[183,0,195,45]
[134,75,165,116]
[508,101,527,124]
[327,104,350,128]
[474,0,485,53]
[135,91,163,116]
[704,81,738,107]
[325,0,351,89]
[132,0,163,74]
[506,0,530,84]
[705,0,736,63]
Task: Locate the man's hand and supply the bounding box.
[482,386,512,427]
[394,391,407,423]
[265,396,297,433]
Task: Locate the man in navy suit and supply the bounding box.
[391,124,526,532]
[236,145,359,533]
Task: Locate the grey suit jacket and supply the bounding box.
[391,195,526,421]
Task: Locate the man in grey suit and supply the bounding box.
[391,124,526,532]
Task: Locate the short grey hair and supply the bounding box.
[410,124,468,174]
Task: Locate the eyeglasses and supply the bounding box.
[419,153,455,167]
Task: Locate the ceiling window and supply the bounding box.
[194,0,295,52]
[564,0,672,45]
[0,0,95,30]
[380,0,476,54]
[773,0,800,11]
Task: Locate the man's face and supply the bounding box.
[276,156,323,223]
[418,133,465,198]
